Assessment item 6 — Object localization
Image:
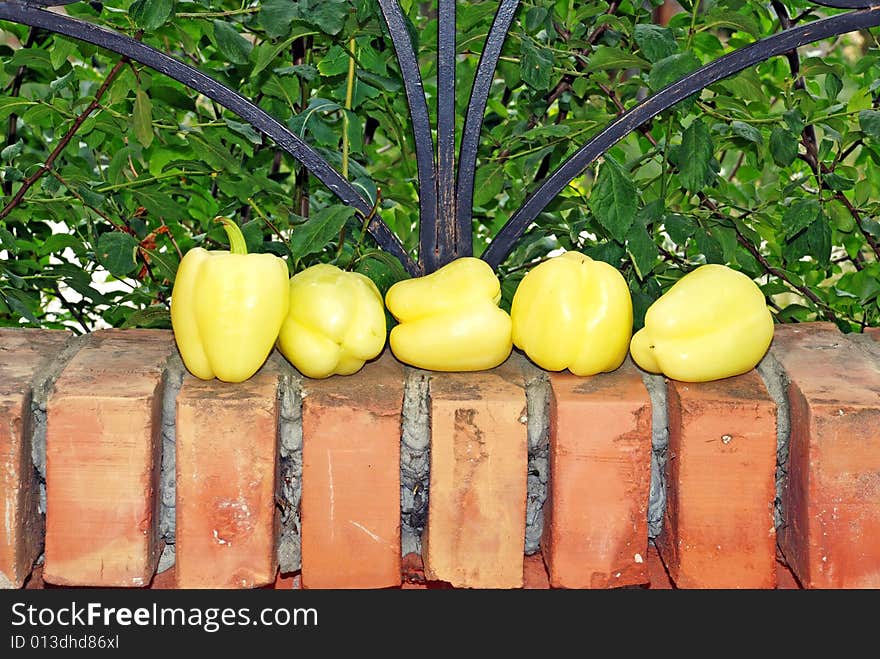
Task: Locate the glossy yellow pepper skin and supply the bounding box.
[385,256,512,371]
[276,263,386,378]
[510,251,633,375]
[170,217,289,383]
[629,264,774,382]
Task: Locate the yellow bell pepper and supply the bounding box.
[276,263,386,378]
[629,263,774,382]
[510,250,633,375]
[385,256,512,371]
[170,217,289,383]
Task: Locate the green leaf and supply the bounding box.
[225,119,263,145]
[770,127,798,167]
[8,48,53,72]
[2,289,39,324]
[50,37,77,70]
[633,24,677,63]
[859,109,880,139]
[241,221,264,253]
[251,30,316,77]
[317,45,350,77]
[730,120,763,145]
[648,52,701,92]
[1,141,23,160]
[129,0,175,31]
[288,205,356,261]
[520,40,554,90]
[473,162,505,207]
[589,157,638,243]
[525,6,549,32]
[355,252,409,296]
[0,98,35,121]
[304,0,349,35]
[589,46,650,72]
[212,20,253,66]
[807,218,832,266]
[626,224,659,280]
[120,306,171,329]
[96,232,139,278]
[825,73,843,100]
[703,10,760,38]
[133,90,154,148]
[783,198,821,240]
[663,213,692,246]
[823,172,854,191]
[673,119,716,191]
[783,109,805,135]
[695,228,723,264]
[259,0,301,39]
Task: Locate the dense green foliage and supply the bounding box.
[0,0,878,333]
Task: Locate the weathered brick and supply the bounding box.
[542,360,652,588]
[175,364,280,588]
[0,329,70,588]
[657,370,777,588]
[771,322,880,588]
[43,330,174,587]
[423,357,528,589]
[300,351,404,589]
[645,543,673,589]
[523,552,550,589]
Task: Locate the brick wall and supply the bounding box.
[1,323,878,589]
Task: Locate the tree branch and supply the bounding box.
[0,55,130,221]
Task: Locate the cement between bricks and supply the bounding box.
[27,334,88,517]
[642,373,669,539]
[524,364,550,555]
[157,352,185,572]
[755,351,792,531]
[401,367,430,557]
[276,356,303,574]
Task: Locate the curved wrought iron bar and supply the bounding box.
[808,0,878,8]
[0,0,420,275]
[436,0,457,265]
[376,0,438,272]
[482,7,880,269]
[455,0,520,256]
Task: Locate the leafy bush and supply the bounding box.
[0,0,878,333]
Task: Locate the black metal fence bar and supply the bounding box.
[376,0,438,273]
[455,0,520,255]
[436,0,457,264]
[0,0,420,275]
[482,6,880,268]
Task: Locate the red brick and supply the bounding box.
[0,329,70,588]
[645,543,673,589]
[300,351,404,589]
[657,370,777,588]
[542,360,652,588]
[523,552,550,589]
[771,322,880,588]
[867,327,879,342]
[423,358,528,588]
[175,364,280,588]
[43,330,174,587]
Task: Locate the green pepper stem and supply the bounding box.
[215,216,248,255]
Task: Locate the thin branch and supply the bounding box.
[834,192,880,260]
[51,281,90,335]
[698,193,840,323]
[4,28,38,196]
[598,82,659,147]
[0,55,130,221]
